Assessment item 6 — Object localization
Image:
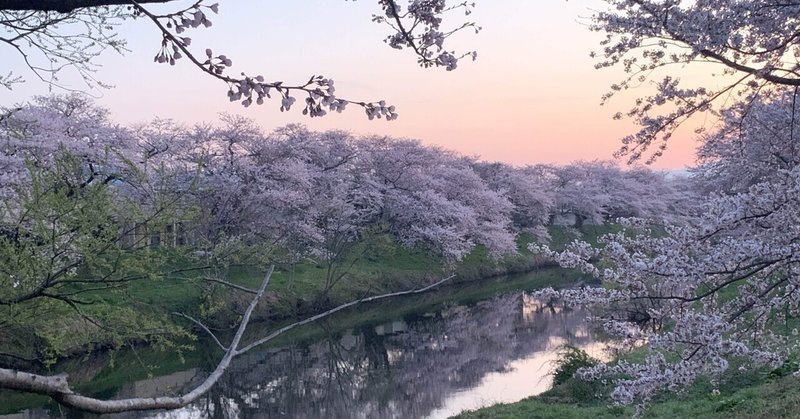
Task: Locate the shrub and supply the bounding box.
[552,345,599,386]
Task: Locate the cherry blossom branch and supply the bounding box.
[131,1,398,120]
[376,0,479,71]
[0,6,128,89]
[594,0,800,162]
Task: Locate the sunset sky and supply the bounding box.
[0,1,723,169]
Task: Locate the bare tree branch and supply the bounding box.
[0,265,273,413]
[236,274,456,354]
[172,312,228,352]
[201,277,257,294]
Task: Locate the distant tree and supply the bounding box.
[362,137,516,261]
[540,161,681,226]
[0,93,135,199]
[547,162,614,226]
[472,162,555,240]
[261,126,382,293]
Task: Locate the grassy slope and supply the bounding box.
[2,225,609,362]
[115,227,591,325]
[454,374,800,419]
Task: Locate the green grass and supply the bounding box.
[547,224,625,251]
[109,226,620,322]
[454,373,800,419]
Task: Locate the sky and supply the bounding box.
[0,1,717,169]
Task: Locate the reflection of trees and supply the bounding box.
[177,292,594,419]
[3,293,594,419]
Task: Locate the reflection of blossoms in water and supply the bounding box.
[182,292,596,419]
[34,292,596,419]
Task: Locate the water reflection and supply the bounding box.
[4,292,600,419]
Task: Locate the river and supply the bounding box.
[0,271,602,419]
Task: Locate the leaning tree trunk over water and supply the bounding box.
[0,268,455,414]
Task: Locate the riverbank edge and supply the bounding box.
[451,372,800,419]
[0,225,610,416]
[0,255,590,416]
[0,228,586,371]
[202,224,612,329]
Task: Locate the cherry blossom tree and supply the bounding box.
[257,126,383,292]
[138,116,517,285]
[531,1,800,414]
[472,162,555,240]
[593,0,800,163]
[539,161,682,227]
[361,137,516,261]
[534,174,800,413]
[693,90,800,194]
[545,162,614,226]
[0,93,136,199]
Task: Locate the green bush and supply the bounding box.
[552,345,599,386]
[544,345,611,404]
[769,354,799,379]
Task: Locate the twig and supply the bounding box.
[171,312,227,352]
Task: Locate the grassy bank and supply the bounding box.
[104,225,601,330]
[0,225,608,365]
[454,372,800,419]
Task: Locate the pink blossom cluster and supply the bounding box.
[534,92,800,414]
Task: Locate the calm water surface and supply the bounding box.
[3,280,602,419]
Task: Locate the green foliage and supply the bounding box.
[714,396,745,413]
[551,345,599,386]
[769,354,799,379]
[546,224,624,253]
[456,374,800,419]
[539,345,610,404]
[0,152,190,362]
